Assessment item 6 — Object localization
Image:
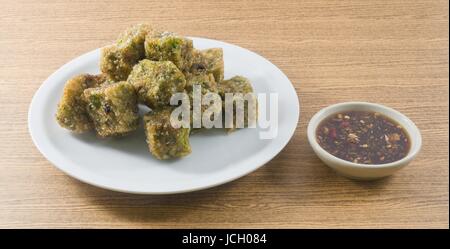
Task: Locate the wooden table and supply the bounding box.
[0,0,448,228]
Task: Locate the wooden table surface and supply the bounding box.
[0,0,448,228]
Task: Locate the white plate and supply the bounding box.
[28,37,300,194]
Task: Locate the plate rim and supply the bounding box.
[28,37,300,194]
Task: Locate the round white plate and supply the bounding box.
[28,37,300,194]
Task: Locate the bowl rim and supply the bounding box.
[307,101,422,169]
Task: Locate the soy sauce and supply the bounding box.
[316,111,410,165]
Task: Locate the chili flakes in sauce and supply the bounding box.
[316,111,410,165]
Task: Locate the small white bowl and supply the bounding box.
[307,102,422,180]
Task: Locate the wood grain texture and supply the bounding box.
[0,0,448,228]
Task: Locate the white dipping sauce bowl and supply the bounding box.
[307,102,422,180]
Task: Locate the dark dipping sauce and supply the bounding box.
[316,111,410,165]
